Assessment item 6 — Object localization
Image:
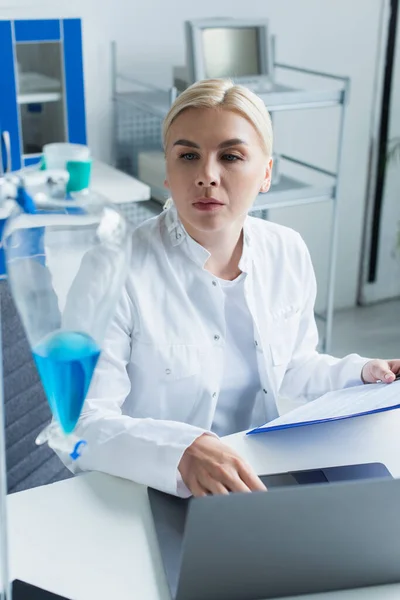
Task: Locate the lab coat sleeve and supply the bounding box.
[279,235,370,403]
[53,286,209,497]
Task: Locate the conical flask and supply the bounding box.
[2,191,131,436]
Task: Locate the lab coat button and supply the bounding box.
[263,389,268,394]
[212,392,217,398]
[165,368,171,375]
[254,340,258,347]
[214,334,220,341]
[212,281,217,286]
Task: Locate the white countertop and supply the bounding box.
[91,160,151,204]
[7,408,400,599]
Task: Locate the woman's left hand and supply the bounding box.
[362,359,400,384]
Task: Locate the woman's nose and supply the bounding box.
[195,161,220,188]
[195,177,217,187]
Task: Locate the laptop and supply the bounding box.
[148,462,400,600]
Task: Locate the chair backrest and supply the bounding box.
[1,280,72,493]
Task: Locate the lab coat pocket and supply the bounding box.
[130,342,202,421]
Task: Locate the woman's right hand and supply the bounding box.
[178,433,267,497]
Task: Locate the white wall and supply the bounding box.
[1,0,389,312]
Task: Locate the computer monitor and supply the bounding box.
[185,18,274,84]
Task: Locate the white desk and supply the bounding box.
[91,160,151,204]
[7,408,400,600]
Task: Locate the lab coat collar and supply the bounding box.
[165,204,252,273]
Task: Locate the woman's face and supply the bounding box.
[164,107,272,236]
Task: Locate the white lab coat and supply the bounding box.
[56,206,368,496]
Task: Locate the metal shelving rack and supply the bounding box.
[112,41,350,353]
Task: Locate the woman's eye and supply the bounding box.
[222,154,241,162]
[180,153,198,161]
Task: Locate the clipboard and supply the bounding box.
[247,379,400,435]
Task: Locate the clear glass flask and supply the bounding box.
[0,184,132,598]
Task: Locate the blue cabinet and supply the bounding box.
[0,18,87,173]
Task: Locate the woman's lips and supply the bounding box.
[193,199,225,211]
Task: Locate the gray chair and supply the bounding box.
[1,280,72,494]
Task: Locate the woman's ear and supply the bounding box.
[260,157,273,193]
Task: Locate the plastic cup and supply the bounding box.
[43,143,90,170]
[66,160,92,192]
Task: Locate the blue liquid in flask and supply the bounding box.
[33,331,100,434]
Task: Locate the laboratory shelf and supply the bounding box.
[18,92,62,104]
[258,85,344,111]
[115,85,344,117]
[251,174,335,212]
[116,91,173,118]
[18,72,61,92]
[17,72,62,104]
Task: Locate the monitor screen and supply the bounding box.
[201,27,261,79]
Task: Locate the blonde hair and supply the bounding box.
[163,78,273,156]
[162,79,273,210]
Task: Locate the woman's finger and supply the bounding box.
[363,359,395,383]
[217,466,252,493]
[388,360,400,376]
[372,360,395,383]
[190,480,209,498]
[238,463,268,492]
[199,472,230,495]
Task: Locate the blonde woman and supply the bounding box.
[61,79,400,498]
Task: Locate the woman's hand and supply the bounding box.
[362,359,400,384]
[178,434,267,497]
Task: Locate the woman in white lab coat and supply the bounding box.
[59,79,400,498]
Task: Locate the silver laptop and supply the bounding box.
[148,463,399,600]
